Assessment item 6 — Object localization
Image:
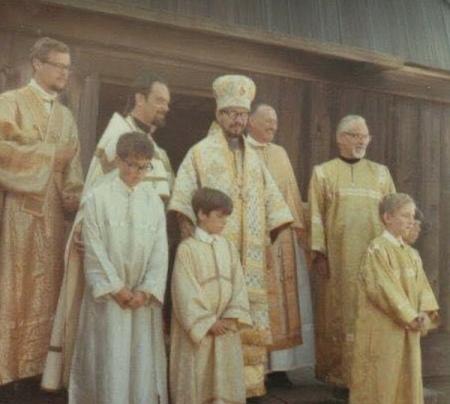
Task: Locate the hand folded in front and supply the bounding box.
[208,318,237,336]
[112,287,134,309]
[112,288,151,310]
[128,291,150,310]
[406,312,431,334]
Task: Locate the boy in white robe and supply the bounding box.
[170,187,252,404]
[69,132,168,404]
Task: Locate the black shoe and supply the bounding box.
[246,397,264,403]
[0,382,16,403]
[266,371,294,389]
[332,386,349,400]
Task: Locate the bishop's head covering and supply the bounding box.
[212,74,256,111]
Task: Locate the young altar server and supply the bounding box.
[68,132,168,404]
[350,193,439,404]
[170,187,252,404]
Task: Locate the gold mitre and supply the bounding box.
[212,74,256,111]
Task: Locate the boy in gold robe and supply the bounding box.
[170,187,252,404]
[350,193,439,404]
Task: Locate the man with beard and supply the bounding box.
[169,75,293,401]
[84,72,173,201]
[308,115,395,395]
[41,72,172,391]
[247,104,315,388]
[0,37,83,387]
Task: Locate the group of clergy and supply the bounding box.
[0,36,439,404]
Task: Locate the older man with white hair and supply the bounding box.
[247,104,315,388]
[308,115,395,394]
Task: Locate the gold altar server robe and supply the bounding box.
[170,229,252,404]
[0,84,83,385]
[308,158,395,386]
[247,136,305,350]
[350,232,439,404]
[41,112,174,390]
[169,122,293,397]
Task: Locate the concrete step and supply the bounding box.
[422,332,450,378]
[424,376,450,404]
[424,387,441,404]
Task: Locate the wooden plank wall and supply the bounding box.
[72,0,450,71]
[1,27,448,330]
[252,75,450,329]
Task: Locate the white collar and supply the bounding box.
[194,227,218,244]
[382,230,406,247]
[246,134,268,148]
[114,171,141,195]
[29,79,58,102]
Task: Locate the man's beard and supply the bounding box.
[49,83,65,93]
[352,148,367,159]
[152,114,167,128]
[223,125,245,137]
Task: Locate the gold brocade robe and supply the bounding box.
[247,137,305,350]
[308,158,395,386]
[350,232,439,404]
[170,231,252,404]
[41,112,174,390]
[0,85,83,385]
[169,122,293,397]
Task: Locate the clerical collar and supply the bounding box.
[195,227,218,244]
[247,135,267,148]
[339,155,361,165]
[29,78,58,102]
[131,115,152,134]
[382,230,406,248]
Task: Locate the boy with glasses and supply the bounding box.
[69,132,169,404]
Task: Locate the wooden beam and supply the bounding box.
[2,2,450,104]
[38,0,404,71]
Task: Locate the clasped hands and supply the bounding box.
[208,318,237,336]
[407,312,431,335]
[112,287,150,310]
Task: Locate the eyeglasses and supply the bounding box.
[220,109,249,120]
[42,60,73,73]
[122,159,152,173]
[343,132,371,141]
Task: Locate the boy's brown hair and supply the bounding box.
[116,132,154,160]
[192,187,233,218]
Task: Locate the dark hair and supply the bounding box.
[192,187,233,218]
[30,37,70,63]
[123,71,168,114]
[116,132,154,160]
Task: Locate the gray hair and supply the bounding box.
[336,115,366,137]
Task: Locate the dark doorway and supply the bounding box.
[97,82,215,172]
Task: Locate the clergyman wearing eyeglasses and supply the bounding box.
[168,74,293,401]
[0,36,84,386]
[307,114,396,396]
